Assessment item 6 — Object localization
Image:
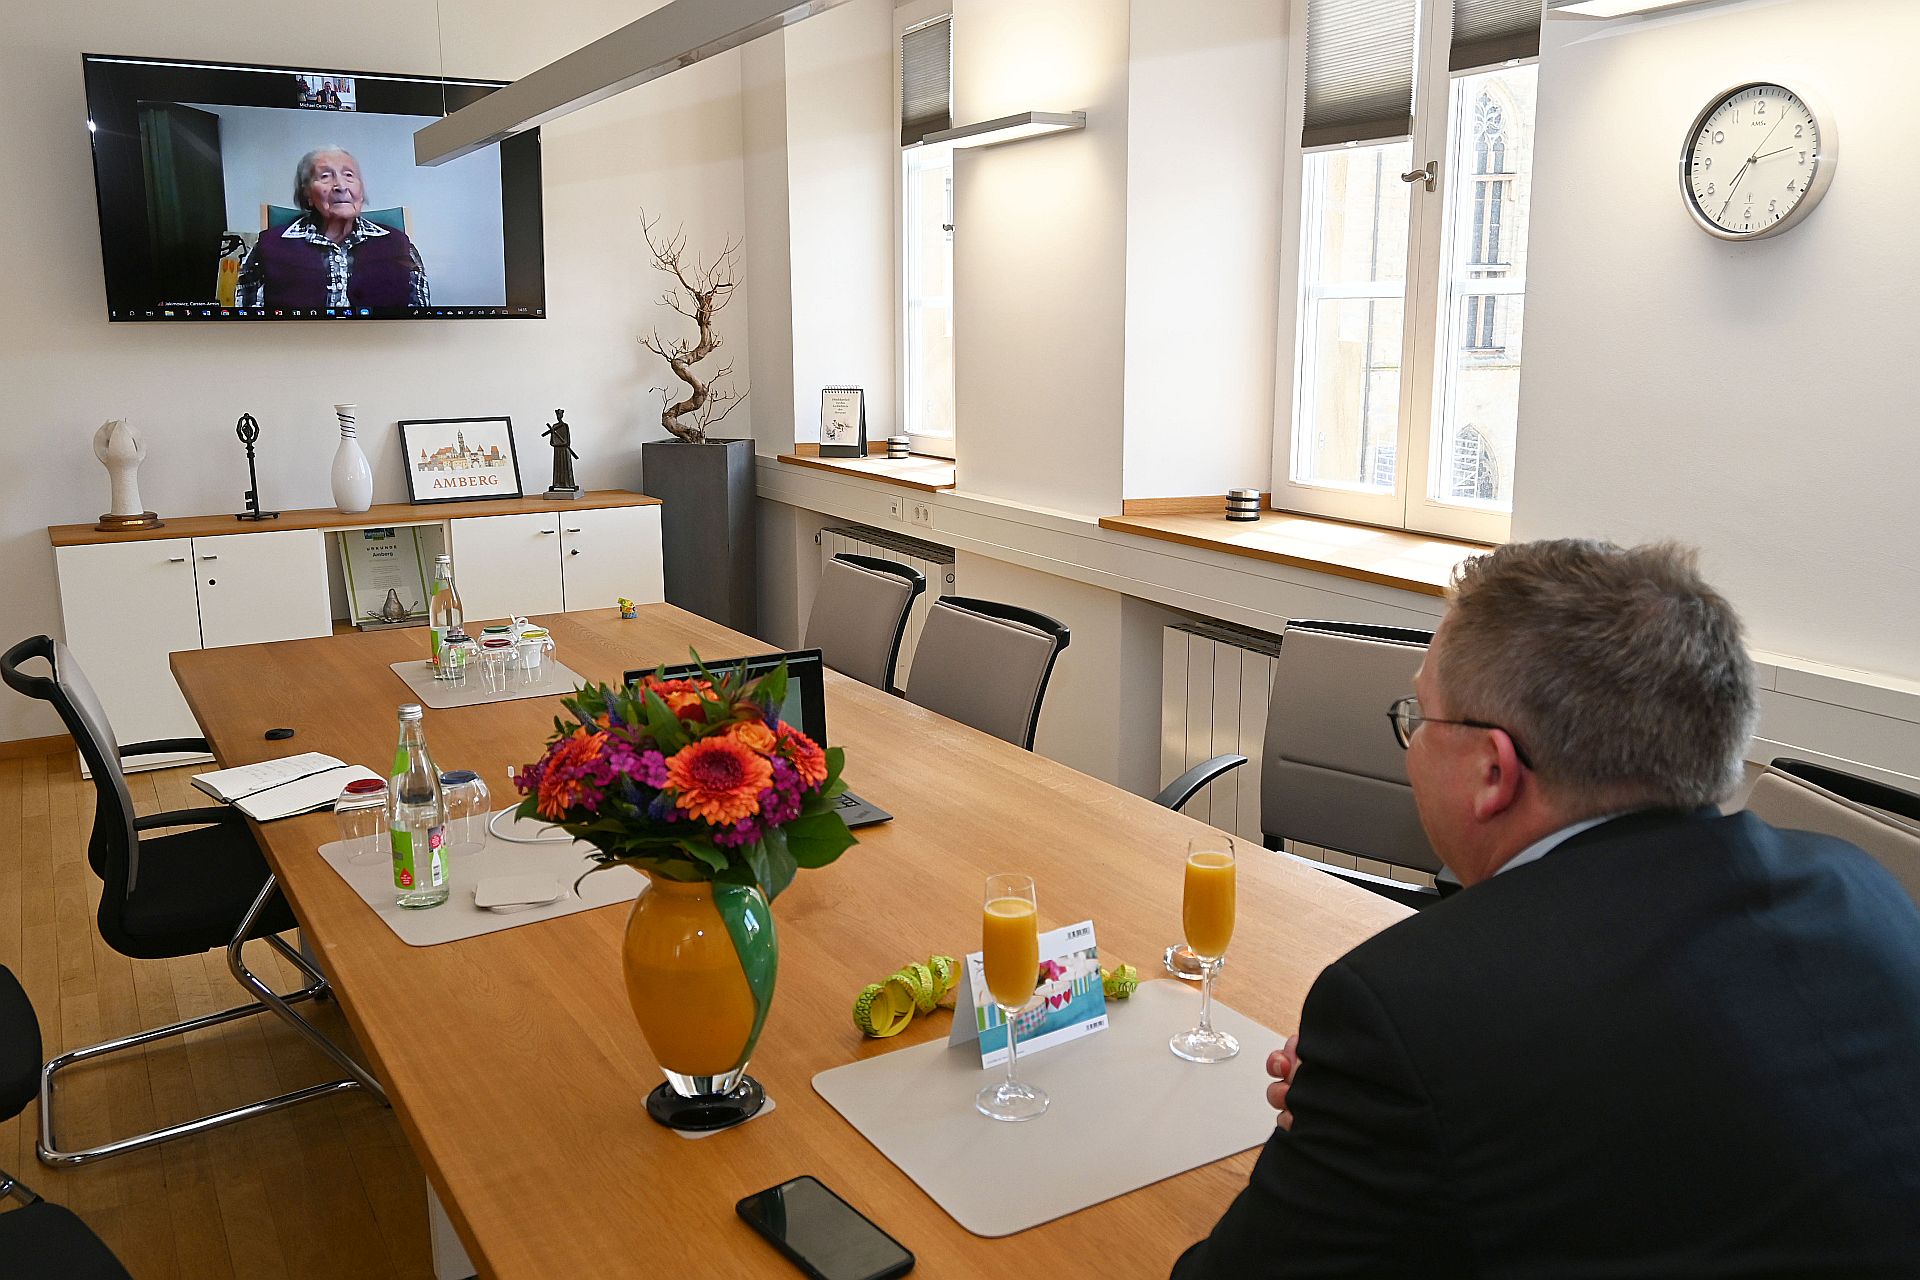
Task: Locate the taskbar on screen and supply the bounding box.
[109,305,544,320]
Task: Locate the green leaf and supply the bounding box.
[739,830,799,900]
[786,810,857,869]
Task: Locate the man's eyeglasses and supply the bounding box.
[1387,696,1534,770]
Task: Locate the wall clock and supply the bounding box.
[1680,81,1836,241]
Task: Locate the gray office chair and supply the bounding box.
[1162,620,1444,908]
[0,966,134,1278]
[1741,760,1920,905]
[804,554,927,694]
[1,635,385,1168]
[906,597,1071,750]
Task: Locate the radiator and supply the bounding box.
[817,526,956,688]
[1160,621,1282,847]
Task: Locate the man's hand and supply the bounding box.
[1266,1034,1301,1130]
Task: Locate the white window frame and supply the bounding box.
[1271,0,1533,544]
[894,0,957,460]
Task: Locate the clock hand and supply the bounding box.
[1751,146,1795,162]
[1718,158,1752,221]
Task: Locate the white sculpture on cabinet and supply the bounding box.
[92,418,162,532]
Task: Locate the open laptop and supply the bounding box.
[624,648,892,828]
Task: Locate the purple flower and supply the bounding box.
[636,750,670,788]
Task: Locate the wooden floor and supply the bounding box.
[0,752,432,1279]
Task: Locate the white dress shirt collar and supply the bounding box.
[1493,813,1625,877]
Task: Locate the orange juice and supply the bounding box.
[982,896,1040,1010]
[1183,850,1236,959]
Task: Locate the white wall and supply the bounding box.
[950,0,1131,517]
[1121,0,1287,501]
[191,102,507,305]
[0,0,751,742]
[1516,0,1920,681]
[783,0,897,446]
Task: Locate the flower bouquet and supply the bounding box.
[511,653,857,1128]
[512,653,856,897]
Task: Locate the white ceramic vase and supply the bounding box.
[331,403,374,513]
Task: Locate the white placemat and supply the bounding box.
[387,658,590,710]
[318,809,643,947]
[812,980,1284,1238]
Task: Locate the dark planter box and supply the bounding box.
[640,438,757,633]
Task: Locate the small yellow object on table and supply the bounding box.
[852,954,961,1038]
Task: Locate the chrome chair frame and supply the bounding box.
[37,876,388,1167]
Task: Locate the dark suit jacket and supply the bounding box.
[1173,809,1920,1279]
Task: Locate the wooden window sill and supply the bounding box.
[1098,509,1491,598]
[775,453,956,493]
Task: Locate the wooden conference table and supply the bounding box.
[171,606,1410,1278]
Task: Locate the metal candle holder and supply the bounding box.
[235,413,279,521]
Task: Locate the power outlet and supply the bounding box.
[886,495,903,521]
[909,501,933,528]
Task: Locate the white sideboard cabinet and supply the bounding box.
[54,529,332,767]
[48,491,664,771]
[449,504,664,622]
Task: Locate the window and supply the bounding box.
[902,147,955,449]
[1279,0,1540,541]
[897,7,956,457]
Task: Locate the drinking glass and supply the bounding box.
[1170,836,1240,1063]
[333,777,388,865]
[976,873,1048,1122]
[440,770,491,856]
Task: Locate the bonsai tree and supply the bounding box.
[639,211,748,444]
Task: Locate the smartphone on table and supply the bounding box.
[736,1175,914,1280]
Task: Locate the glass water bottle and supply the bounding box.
[428,554,465,680]
[389,704,450,909]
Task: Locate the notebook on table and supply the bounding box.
[192,752,383,822]
[624,649,892,829]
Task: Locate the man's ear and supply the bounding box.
[1469,730,1526,823]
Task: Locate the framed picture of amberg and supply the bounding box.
[398,416,524,504]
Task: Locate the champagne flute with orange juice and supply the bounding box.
[976,873,1049,1121]
[1171,837,1240,1062]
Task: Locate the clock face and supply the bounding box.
[1681,83,1833,240]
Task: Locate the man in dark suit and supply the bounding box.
[1174,540,1920,1279]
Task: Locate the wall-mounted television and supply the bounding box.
[82,53,545,322]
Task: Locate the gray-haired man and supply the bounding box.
[1175,539,1920,1279]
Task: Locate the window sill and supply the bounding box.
[775,452,956,492]
[1097,508,1491,599]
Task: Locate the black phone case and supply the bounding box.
[735,1177,914,1280]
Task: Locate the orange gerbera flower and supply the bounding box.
[536,728,608,820]
[777,723,828,788]
[643,677,714,723]
[729,720,777,754]
[666,737,773,826]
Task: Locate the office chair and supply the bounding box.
[1159,620,1444,909]
[0,635,386,1168]
[1742,760,1920,904]
[805,554,927,694]
[906,597,1071,750]
[0,965,134,1278]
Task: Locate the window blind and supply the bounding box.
[1451,0,1541,72]
[1302,0,1419,149]
[900,16,952,147]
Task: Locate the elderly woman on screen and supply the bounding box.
[236,147,430,310]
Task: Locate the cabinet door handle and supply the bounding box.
[167,555,187,563]
[538,529,557,535]
[200,554,219,561]
[565,528,582,534]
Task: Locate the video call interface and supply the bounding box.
[83,54,546,322]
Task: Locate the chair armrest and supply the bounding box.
[121,737,212,758]
[134,807,244,832]
[1153,755,1249,813]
